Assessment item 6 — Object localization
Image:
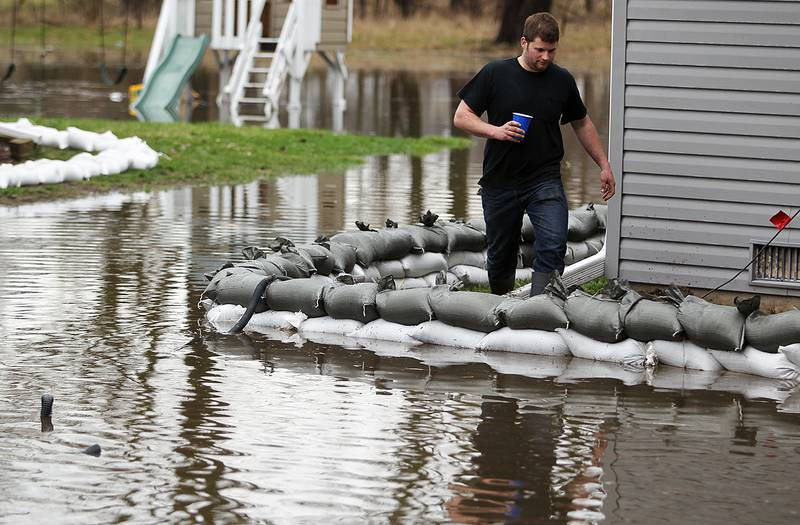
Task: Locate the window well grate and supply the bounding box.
[751,241,800,289]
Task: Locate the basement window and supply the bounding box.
[751,241,800,289]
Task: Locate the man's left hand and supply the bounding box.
[600,168,615,201]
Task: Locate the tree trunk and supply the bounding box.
[393,0,416,18]
[495,0,554,44]
[450,0,482,15]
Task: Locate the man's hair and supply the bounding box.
[522,12,559,43]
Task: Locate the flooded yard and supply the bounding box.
[1,61,799,524]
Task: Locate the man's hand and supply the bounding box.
[600,168,615,201]
[493,120,525,142]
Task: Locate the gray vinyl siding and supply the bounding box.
[608,0,800,296]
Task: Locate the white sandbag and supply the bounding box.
[350,264,365,277]
[356,338,416,359]
[97,150,131,174]
[557,328,653,368]
[129,144,159,170]
[410,320,486,349]
[710,372,793,402]
[363,264,382,282]
[446,250,485,269]
[780,343,800,368]
[370,259,406,279]
[36,160,64,184]
[0,122,40,141]
[515,268,531,281]
[400,252,448,278]
[557,358,646,386]
[395,277,429,289]
[710,347,800,381]
[0,164,13,189]
[67,126,99,152]
[51,160,82,182]
[350,319,420,344]
[38,127,69,149]
[69,152,102,178]
[299,316,364,336]
[648,340,722,371]
[477,328,570,356]
[299,330,361,349]
[206,304,306,331]
[480,350,569,379]
[421,271,457,287]
[407,344,482,368]
[13,162,41,186]
[450,264,489,285]
[648,367,720,391]
[93,130,119,151]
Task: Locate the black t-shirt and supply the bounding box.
[457,58,587,189]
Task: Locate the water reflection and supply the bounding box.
[2,61,800,524]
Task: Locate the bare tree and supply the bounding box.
[495,0,553,44]
[450,0,482,16]
[393,0,416,18]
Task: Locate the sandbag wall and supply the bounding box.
[203,272,800,383]
[0,118,159,189]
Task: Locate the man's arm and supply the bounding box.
[570,115,616,201]
[453,100,524,142]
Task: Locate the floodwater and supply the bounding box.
[2,60,800,524]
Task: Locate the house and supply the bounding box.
[606,0,800,299]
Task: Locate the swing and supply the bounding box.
[1,0,18,82]
[98,0,129,85]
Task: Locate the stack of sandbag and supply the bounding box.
[565,203,605,265]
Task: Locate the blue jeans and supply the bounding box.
[481,176,568,281]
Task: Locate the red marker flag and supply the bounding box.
[770,210,792,230]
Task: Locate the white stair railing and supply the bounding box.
[221,0,267,125]
[212,0,261,50]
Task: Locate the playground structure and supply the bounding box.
[136,0,351,127]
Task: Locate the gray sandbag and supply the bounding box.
[745,309,800,353]
[519,243,535,268]
[266,276,333,317]
[370,259,406,279]
[241,243,315,279]
[466,217,486,233]
[677,295,746,352]
[584,232,604,253]
[447,250,486,269]
[498,275,569,331]
[377,221,415,260]
[443,220,486,252]
[589,203,608,229]
[317,237,357,273]
[427,286,508,333]
[273,247,316,278]
[330,230,383,267]
[568,207,600,242]
[208,270,275,313]
[323,276,394,323]
[565,289,626,343]
[521,215,535,242]
[376,288,434,326]
[294,243,336,276]
[397,210,449,253]
[202,266,263,303]
[234,257,288,278]
[619,289,684,342]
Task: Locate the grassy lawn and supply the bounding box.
[0,118,470,205]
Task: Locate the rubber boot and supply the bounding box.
[529,271,551,297]
[489,277,515,296]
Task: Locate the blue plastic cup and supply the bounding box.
[512,112,532,141]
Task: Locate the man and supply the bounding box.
[453,12,615,297]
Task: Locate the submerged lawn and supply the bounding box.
[0,118,470,205]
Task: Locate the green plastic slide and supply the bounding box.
[133,34,210,122]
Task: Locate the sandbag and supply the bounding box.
[421,271,458,287]
[449,265,489,285]
[298,316,364,336]
[677,296,745,352]
[481,351,568,379]
[619,290,684,342]
[294,243,336,276]
[557,357,646,386]
[557,328,652,368]
[564,240,591,266]
[266,277,332,317]
[274,246,317,278]
[350,319,420,344]
[410,320,486,349]
[401,252,448,278]
[521,215,535,243]
[398,224,449,253]
[202,266,265,302]
[370,259,406,279]
[212,272,273,312]
[477,328,570,356]
[206,304,306,331]
[443,221,486,252]
[466,217,486,233]
[519,244,535,268]
[781,343,800,368]
[647,340,722,371]
[428,287,508,333]
[323,282,381,323]
[376,288,434,326]
[331,230,384,267]
[498,278,569,331]
[568,207,600,241]
[375,226,415,260]
[446,250,486,269]
[235,256,289,278]
[590,203,608,229]
[315,238,357,273]
[397,277,430,289]
[565,290,625,343]
[745,309,800,353]
[710,347,800,381]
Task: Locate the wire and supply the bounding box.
[702,207,800,299]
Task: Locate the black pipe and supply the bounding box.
[228,277,271,334]
[41,393,53,417]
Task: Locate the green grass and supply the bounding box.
[0,25,154,53]
[0,118,470,204]
[460,279,530,294]
[461,276,609,296]
[579,276,608,295]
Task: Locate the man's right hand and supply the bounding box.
[494,120,525,142]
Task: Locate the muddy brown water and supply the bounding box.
[1,62,800,524]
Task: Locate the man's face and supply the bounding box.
[521,37,558,72]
